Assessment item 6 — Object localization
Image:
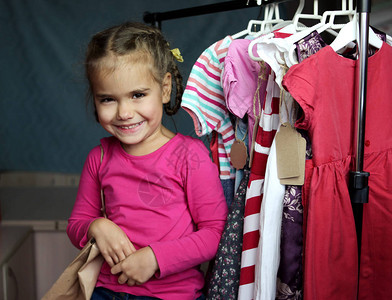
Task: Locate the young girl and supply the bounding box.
[67,22,228,300]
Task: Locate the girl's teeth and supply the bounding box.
[121,122,142,129]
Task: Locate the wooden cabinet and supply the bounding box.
[34,231,79,299]
[0,226,35,300]
[0,224,79,300]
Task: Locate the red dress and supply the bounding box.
[283,43,392,300]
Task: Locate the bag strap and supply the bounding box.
[99,145,107,218]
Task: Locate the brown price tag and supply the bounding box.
[275,123,306,185]
[230,140,248,170]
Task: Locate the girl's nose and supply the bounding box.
[117,101,134,120]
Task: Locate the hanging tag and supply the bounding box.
[249,116,260,168]
[230,140,248,170]
[275,123,306,185]
[279,137,306,186]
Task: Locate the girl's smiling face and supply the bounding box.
[91,55,172,156]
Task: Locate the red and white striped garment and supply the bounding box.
[238,71,281,299]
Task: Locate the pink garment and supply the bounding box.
[67,134,228,300]
[222,39,270,147]
[283,43,392,300]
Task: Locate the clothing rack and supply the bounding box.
[143,0,291,29]
[144,0,372,297]
[349,0,371,297]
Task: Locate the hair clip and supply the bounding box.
[170,48,184,62]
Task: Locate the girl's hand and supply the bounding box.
[88,218,136,267]
[110,246,159,286]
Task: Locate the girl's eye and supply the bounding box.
[133,93,145,99]
[99,97,114,103]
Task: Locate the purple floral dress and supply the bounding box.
[276,129,312,300]
[275,33,323,300]
[206,168,250,300]
[295,31,327,63]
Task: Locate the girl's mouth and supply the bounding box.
[118,121,144,130]
[116,121,145,134]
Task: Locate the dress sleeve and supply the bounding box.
[149,140,228,278]
[66,144,103,249]
[282,61,317,131]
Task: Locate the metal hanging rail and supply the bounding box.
[349,0,371,297]
[143,0,291,29]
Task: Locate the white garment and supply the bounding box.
[254,24,297,88]
[254,126,286,300]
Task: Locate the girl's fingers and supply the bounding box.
[128,240,137,253]
[117,272,128,285]
[111,262,121,275]
[112,240,135,261]
[117,251,126,263]
[127,278,136,286]
[103,254,115,268]
[124,244,135,257]
[112,254,120,264]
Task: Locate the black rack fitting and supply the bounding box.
[143,0,290,29]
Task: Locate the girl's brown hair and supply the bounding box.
[85,22,183,119]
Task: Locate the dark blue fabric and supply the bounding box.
[91,287,160,300]
[220,179,235,208]
[91,287,205,300]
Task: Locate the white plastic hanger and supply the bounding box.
[252,3,285,36]
[247,0,358,75]
[330,12,383,52]
[292,0,320,31]
[285,0,356,66]
[248,0,337,62]
[287,1,355,46]
[232,3,284,39]
[286,0,389,65]
[247,0,306,60]
[246,1,308,87]
[386,33,392,45]
[232,0,309,40]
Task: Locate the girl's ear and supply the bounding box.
[162,72,172,104]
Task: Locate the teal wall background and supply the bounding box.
[6,0,390,174]
[2,0,392,221]
[0,0,268,173]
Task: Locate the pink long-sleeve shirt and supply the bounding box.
[67,134,228,299]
